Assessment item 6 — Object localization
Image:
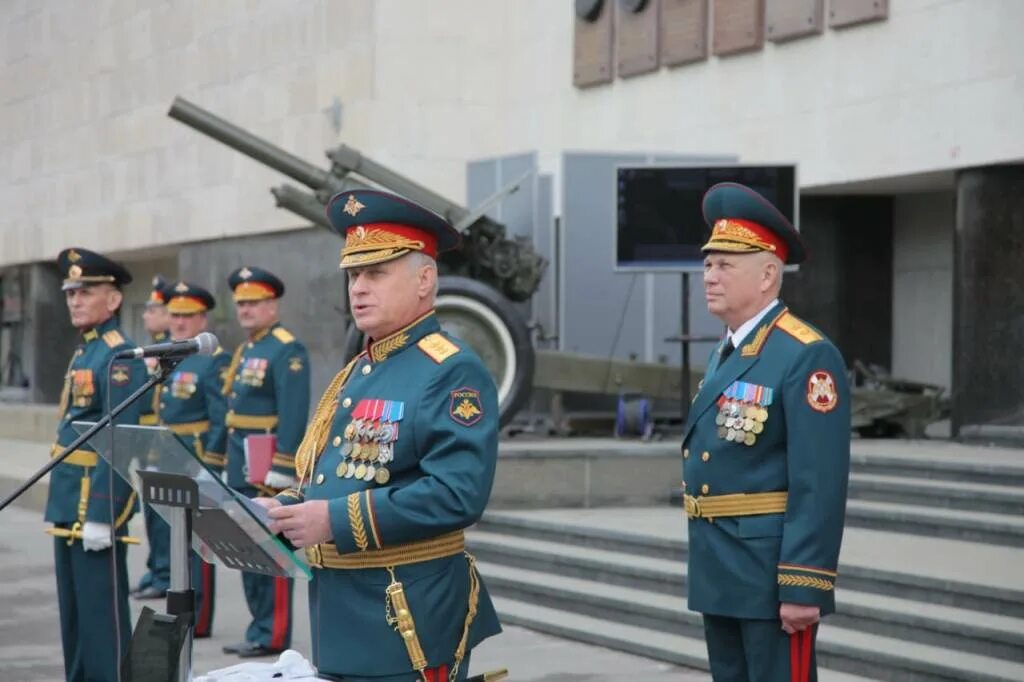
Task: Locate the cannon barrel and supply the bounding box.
[168,96,336,193]
[271,184,338,230]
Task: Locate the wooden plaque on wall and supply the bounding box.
[574,0,615,88]
[713,0,765,57]
[766,0,823,43]
[661,0,708,67]
[617,0,660,78]
[829,0,889,29]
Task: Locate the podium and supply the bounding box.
[73,422,311,682]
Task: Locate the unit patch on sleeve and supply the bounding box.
[449,387,483,426]
[806,370,838,413]
[289,356,304,373]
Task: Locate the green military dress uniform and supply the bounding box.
[154,281,231,637]
[683,184,851,682]
[48,248,147,682]
[137,275,173,598]
[275,189,503,681]
[223,266,311,654]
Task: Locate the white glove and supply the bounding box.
[221,469,230,485]
[263,470,298,489]
[82,521,113,552]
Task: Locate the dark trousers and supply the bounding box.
[242,571,293,649]
[703,614,818,682]
[194,557,217,637]
[54,532,132,682]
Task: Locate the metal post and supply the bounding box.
[681,273,691,421]
[168,506,193,682]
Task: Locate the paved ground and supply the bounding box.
[0,506,704,682]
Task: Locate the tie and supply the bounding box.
[720,338,735,363]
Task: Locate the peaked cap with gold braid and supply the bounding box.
[57,247,133,291]
[325,189,461,269]
[701,182,807,265]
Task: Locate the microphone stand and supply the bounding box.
[0,357,180,513]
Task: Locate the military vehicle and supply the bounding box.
[169,97,546,426]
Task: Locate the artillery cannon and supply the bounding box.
[168,97,542,425]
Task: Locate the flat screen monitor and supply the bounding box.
[615,164,798,272]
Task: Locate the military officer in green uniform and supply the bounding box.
[134,274,174,600]
[259,189,503,682]
[682,183,851,682]
[154,281,231,637]
[220,266,311,657]
[49,247,147,681]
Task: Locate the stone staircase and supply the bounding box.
[469,441,1024,681]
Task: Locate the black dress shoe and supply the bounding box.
[221,641,250,654]
[236,642,286,658]
[131,585,167,600]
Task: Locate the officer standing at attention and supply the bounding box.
[133,274,174,600]
[154,280,231,638]
[49,247,147,681]
[220,266,311,657]
[682,183,851,682]
[259,189,503,682]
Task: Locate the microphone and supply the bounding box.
[114,332,219,359]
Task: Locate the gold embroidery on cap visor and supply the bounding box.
[339,226,426,268]
[701,219,779,255]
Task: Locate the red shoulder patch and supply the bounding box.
[806,370,838,413]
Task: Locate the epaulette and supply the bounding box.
[272,327,296,344]
[775,311,823,345]
[102,330,126,348]
[417,333,460,364]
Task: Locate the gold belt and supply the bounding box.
[684,491,788,520]
[167,420,210,435]
[305,530,465,570]
[226,411,278,430]
[50,444,98,468]
[139,414,159,426]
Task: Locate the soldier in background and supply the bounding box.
[220,266,310,657]
[682,183,851,682]
[133,275,173,600]
[154,280,231,638]
[49,247,146,681]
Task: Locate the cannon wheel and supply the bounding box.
[341,276,534,427]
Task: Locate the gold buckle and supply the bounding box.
[306,543,323,568]
[684,495,702,519]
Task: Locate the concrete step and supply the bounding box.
[471,538,1024,662]
[846,473,1024,516]
[485,569,1024,681]
[476,512,1024,618]
[849,448,1024,488]
[845,498,1024,547]
[492,593,1023,682]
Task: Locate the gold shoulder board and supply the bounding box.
[102,330,126,348]
[272,327,296,344]
[776,312,822,345]
[417,333,460,364]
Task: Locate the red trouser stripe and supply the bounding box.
[195,562,213,636]
[790,629,813,682]
[269,577,289,650]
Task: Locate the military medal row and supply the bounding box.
[332,399,404,485]
[715,381,774,447]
